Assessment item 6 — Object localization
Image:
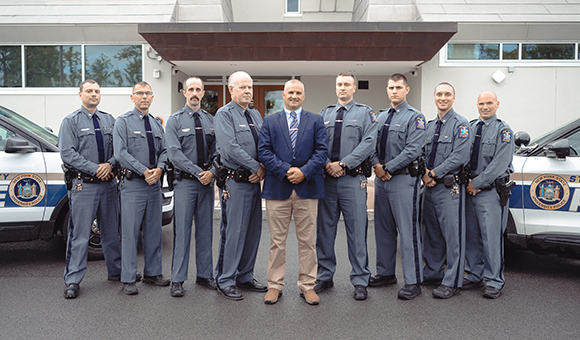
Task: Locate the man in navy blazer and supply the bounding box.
[258,79,328,305]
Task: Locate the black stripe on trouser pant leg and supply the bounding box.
[453,187,464,287]
[412,176,422,284]
[215,193,228,288]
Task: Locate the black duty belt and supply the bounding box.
[390,167,410,176]
[180,171,198,180]
[74,172,107,183]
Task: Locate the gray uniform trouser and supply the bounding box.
[374,174,423,285]
[171,178,214,283]
[465,190,508,289]
[64,179,121,284]
[317,175,370,287]
[120,178,163,283]
[215,180,262,289]
[422,183,466,288]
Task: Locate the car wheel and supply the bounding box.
[61,210,105,261]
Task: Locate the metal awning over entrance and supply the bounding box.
[138,22,457,76]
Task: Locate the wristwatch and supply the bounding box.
[428,171,434,178]
[338,160,346,170]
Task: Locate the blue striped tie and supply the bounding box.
[289,111,298,152]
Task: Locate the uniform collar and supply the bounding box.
[480,114,497,126]
[183,104,199,117]
[132,107,149,120]
[230,100,249,116]
[336,100,355,112]
[80,105,99,118]
[438,108,455,124]
[391,100,408,113]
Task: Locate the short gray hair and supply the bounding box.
[228,71,252,88]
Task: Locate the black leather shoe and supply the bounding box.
[143,275,170,286]
[314,279,334,294]
[483,286,502,299]
[108,272,142,282]
[218,285,243,300]
[462,278,484,290]
[368,274,397,287]
[432,284,460,299]
[353,285,368,300]
[170,282,184,297]
[64,283,79,299]
[123,282,139,295]
[196,277,218,290]
[421,277,443,286]
[236,278,267,292]
[398,284,421,300]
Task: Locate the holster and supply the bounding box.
[234,167,253,183]
[496,177,516,207]
[408,158,425,178]
[61,164,74,191]
[165,161,175,191]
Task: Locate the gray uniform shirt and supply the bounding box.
[59,106,116,175]
[421,108,471,177]
[371,101,426,172]
[165,105,217,177]
[469,115,514,189]
[214,101,263,173]
[320,100,378,169]
[113,107,167,176]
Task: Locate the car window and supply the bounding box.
[567,128,580,157]
[0,105,58,147]
[0,124,17,151]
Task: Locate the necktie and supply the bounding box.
[427,119,443,169]
[143,114,156,167]
[92,114,105,163]
[378,108,395,164]
[470,121,484,171]
[194,112,206,166]
[330,106,345,161]
[289,111,298,153]
[244,109,259,147]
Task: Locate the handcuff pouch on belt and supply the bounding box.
[234,167,253,183]
[347,157,373,177]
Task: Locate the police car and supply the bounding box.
[508,117,580,258]
[0,105,174,259]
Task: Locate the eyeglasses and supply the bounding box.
[133,91,153,97]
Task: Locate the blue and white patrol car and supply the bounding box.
[0,105,174,259]
[508,118,580,258]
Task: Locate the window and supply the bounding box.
[85,45,142,87]
[503,44,519,60]
[0,46,21,88]
[26,45,82,87]
[447,44,499,60]
[443,42,580,64]
[286,0,299,13]
[0,44,142,89]
[0,125,17,151]
[522,44,574,60]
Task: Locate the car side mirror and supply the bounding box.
[4,136,36,153]
[545,139,570,159]
[514,131,530,147]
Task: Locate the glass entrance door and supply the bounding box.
[201,84,284,117]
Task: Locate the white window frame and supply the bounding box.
[284,0,302,17]
[439,42,580,68]
[0,43,144,95]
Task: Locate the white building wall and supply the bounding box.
[419,54,580,139]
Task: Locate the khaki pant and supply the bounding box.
[266,190,318,292]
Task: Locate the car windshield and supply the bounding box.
[516,117,580,155]
[0,105,58,147]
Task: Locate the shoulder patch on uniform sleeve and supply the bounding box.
[369,110,378,123]
[458,124,470,139]
[501,130,512,143]
[416,116,425,130]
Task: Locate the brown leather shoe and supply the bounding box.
[264,288,282,304]
[300,289,320,305]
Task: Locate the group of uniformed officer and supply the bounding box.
[59,71,513,302]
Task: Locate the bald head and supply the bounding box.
[477,91,500,121]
